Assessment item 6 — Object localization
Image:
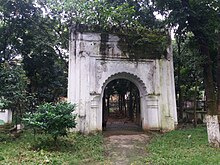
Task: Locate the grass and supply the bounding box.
[1,126,220,165]
[146,126,220,165]
[0,130,104,165]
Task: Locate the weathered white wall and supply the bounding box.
[68,29,177,133]
[0,109,12,123]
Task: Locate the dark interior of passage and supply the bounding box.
[102,79,141,130]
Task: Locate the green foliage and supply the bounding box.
[0,0,40,61]
[118,28,170,59]
[0,131,104,164]
[0,63,28,104]
[154,0,220,114]
[0,0,68,104]
[0,97,10,109]
[146,126,220,165]
[43,0,137,29]
[23,102,77,142]
[41,0,170,59]
[0,62,31,124]
[23,48,68,103]
[173,36,204,101]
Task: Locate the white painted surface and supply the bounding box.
[68,30,177,133]
[0,109,12,123]
[206,115,220,147]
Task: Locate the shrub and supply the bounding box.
[23,102,77,142]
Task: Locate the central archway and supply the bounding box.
[102,79,141,131]
[99,72,148,131]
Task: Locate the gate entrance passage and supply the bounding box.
[102,79,141,131]
[68,27,178,133]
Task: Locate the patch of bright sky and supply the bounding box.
[153,11,175,40]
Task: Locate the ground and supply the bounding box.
[103,117,150,165]
[1,124,220,164]
[104,133,149,165]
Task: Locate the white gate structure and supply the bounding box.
[68,26,178,133]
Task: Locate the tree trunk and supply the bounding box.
[177,37,183,120]
[217,33,220,116]
[118,94,122,113]
[202,43,217,115]
[181,0,217,115]
[107,96,110,114]
[181,0,218,148]
[129,83,133,120]
[102,91,106,128]
[206,115,220,147]
[199,38,218,147]
[136,95,141,125]
[120,94,123,113]
[123,95,127,117]
[193,78,198,127]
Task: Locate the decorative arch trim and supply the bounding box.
[100,72,147,96]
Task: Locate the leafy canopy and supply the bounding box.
[40,0,170,59]
[0,0,69,104]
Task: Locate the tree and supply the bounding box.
[218,33,220,114]
[23,102,77,143]
[0,0,68,104]
[173,35,204,124]
[153,0,220,115]
[40,0,138,29]
[40,0,170,60]
[0,61,30,124]
[153,0,220,146]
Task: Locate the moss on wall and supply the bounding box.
[100,33,109,57]
[117,29,170,59]
[73,24,171,60]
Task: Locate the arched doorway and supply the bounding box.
[102,79,141,131]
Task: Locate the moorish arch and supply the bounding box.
[68,27,178,133]
[101,72,147,96]
[101,72,146,130]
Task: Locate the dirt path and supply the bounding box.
[103,131,150,165]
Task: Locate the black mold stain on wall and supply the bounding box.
[100,33,109,57]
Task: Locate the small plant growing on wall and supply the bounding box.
[23,102,77,143]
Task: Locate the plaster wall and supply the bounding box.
[0,109,12,123]
[68,30,177,133]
